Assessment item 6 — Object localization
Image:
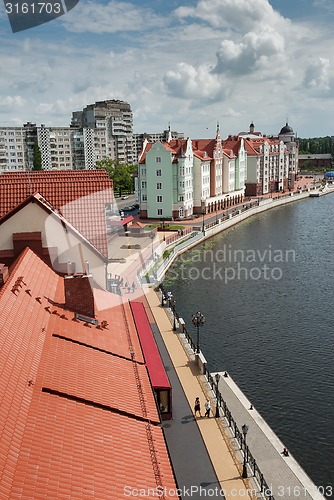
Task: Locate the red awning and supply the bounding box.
[122,215,134,225]
[130,301,171,390]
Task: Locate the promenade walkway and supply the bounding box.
[141,287,255,500]
[138,287,325,500]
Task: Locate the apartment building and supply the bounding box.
[0,124,40,171]
[139,138,194,219]
[138,127,246,220]
[238,122,299,195]
[72,100,135,164]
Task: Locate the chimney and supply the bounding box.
[64,274,95,319]
[0,264,9,287]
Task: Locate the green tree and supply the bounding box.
[32,140,42,170]
[96,158,137,196]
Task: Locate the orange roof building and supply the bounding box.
[0,247,177,499]
[0,170,114,257]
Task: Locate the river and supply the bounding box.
[163,194,334,495]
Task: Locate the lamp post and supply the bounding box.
[191,311,205,354]
[215,373,220,418]
[201,199,206,235]
[170,298,177,331]
[149,233,154,258]
[242,424,249,478]
[162,219,166,241]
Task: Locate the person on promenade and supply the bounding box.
[194,397,202,417]
[204,399,211,418]
[282,448,289,457]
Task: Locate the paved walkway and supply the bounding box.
[142,287,255,500]
[138,287,325,500]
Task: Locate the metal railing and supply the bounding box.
[158,282,274,500]
[206,372,274,499]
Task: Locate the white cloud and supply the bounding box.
[213,26,286,75]
[0,96,25,108]
[163,62,222,100]
[62,0,166,33]
[303,57,331,91]
[174,0,290,33]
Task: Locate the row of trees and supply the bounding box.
[96,158,137,196]
[298,136,334,155]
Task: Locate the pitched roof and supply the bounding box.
[0,192,107,261]
[0,248,176,498]
[0,170,113,256]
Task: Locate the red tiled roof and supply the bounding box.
[10,395,176,499]
[41,336,158,422]
[0,170,113,256]
[0,248,60,499]
[0,248,176,498]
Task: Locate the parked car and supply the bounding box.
[121,195,129,200]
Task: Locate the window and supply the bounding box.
[141,168,146,176]
[155,157,161,163]
[157,195,163,202]
[141,181,147,189]
[157,182,162,189]
[156,169,162,176]
[142,194,147,201]
[157,209,163,216]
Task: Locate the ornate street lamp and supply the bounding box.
[201,200,206,235]
[170,298,177,331]
[191,311,205,354]
[215,373,220,418]
[242,424,249,478]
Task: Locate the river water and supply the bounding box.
[163,195,334,495]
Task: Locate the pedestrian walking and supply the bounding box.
[194,397,201,417]
[204,399,211,418]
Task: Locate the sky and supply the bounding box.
[0,0,334,138]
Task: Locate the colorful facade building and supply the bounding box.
[138,125,246,220]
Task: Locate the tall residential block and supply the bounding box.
[71,100,135,165]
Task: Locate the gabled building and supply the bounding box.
[239,122,298,195]
[139,138,194,219]
[0,193,108,289]
[0,247,177,498]
[138,128,246,220]
[0,170,114,258]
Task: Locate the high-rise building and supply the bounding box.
[0,123,43,171]
[71,100,135,164]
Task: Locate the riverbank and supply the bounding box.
[154,189,312,283]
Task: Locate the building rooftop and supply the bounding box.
[0,170,113,256]
[0,247,176,498]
